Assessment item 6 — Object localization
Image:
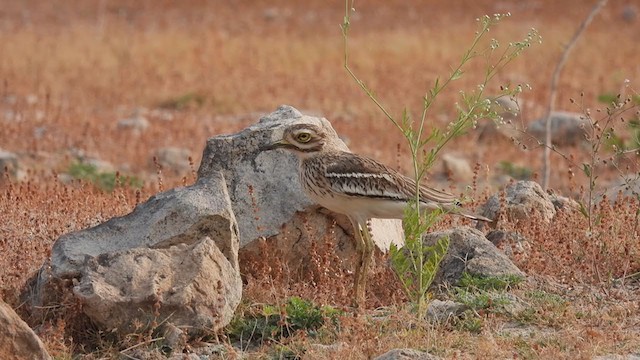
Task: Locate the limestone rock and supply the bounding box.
[374,348,442,360]
[425,299,468,323]
[485,230,531,260]
[0,300,51,360]
[117,111,150,133]
[423,226,524,286]
[480,181,556,225]
[30,171,241,336]
[45,171,238,279]
[196,105,403,270]
[441,153,473,182]
[548,193,580,212]
[479,98,590,148]
[73,236,241,336]
[154,146,192,174]
[527,111,590,147]
[603,175,640,202]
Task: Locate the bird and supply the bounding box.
[263,123,491,309]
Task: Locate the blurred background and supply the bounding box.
[0,0,639,193]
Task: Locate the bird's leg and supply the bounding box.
[349,217,366,310]
[350,217,375,311]
[362,219,375,270]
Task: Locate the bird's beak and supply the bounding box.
[261,138,290,151]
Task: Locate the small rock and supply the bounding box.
[602,175,640,202]
[374,348,442,360]
[0,149,18,178]
[33,126,47,139]
[622,5,638,23]
[479,98,590,148]
[191,342,229,357]
[423,226,525,287]
[154,147,192,174]
[527,111,590,147]
[163,323,187,353]
[547,193,580,212]
[441,153,473,182]
[34,110,46,121]
[480,181,556,225]
[425,299,468,323]
[0,300,51,360]
[3,110,22,122]
[2,94,18,105]
[149,108,175,122]
[476,97,525,141]
[25,94,38,106]
[117,112,150,132]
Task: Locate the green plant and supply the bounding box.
[572,93,640,234]
[226,297,342,347]
[341,1,540,316]
[455,310,484,333]
[68,162,142,192]
[452,287,513,312]
[158,92,205,110]
[499,160,533,180]
[457,272,524,291]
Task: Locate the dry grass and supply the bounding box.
[1,0,639,358]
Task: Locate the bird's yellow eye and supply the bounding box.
[296,132,312,143]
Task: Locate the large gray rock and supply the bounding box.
[46,171,238,279]
[73,236,241,336]
[424,226,525,286]
[0,300,51,360]
[30,171,241,336]
[197,105,403,261]
[480,181,556,225]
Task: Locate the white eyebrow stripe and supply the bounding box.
[325,172,394,182]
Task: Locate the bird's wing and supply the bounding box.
[323,152,457,205]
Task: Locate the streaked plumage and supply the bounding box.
[264,123,491,309]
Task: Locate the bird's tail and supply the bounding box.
[441,204,493,222]
[458,210,493,222]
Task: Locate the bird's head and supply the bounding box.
[263,123,327,155]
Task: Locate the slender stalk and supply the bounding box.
[541,0,608,189]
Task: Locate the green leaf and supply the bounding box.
[451,68,464,80]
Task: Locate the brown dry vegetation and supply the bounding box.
[1,0,639,358]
